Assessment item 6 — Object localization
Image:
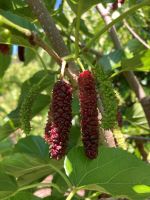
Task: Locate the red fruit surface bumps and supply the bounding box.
[78,70,99,159]
[44,80,72,160]
[0,44,9,55]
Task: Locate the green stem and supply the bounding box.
[18,182,62,193]
[77,58,85,71]
[33,49,48,73]
[2,182,62,200]
[85,0,150,49]
[75,0,83,58]
[66,188,77,200]
[48,163,72,188]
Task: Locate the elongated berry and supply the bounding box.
[44,80,72,160]
[93,66,118,130]
[20,84,39,134]
[78,70,99,159]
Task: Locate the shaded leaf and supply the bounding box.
[0,172,18,199]
[10,191,41,200]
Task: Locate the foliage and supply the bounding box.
[0,0,150,200]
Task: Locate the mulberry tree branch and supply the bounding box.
[26,0,79,83]
[96,3,150,128]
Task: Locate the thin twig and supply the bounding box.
[33,33,62,65]
[126,136,150,141]
[124,20,150,49]
[135,140,148,161]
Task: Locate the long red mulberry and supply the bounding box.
[78,70,99,159]
[44,80,72,160]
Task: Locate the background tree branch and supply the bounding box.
[96,3,150,128]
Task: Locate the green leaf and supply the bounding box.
[99,49,125,73]
[14,135,49,159]
[124,102,149,133]
[125,39,146,55]
[0,9,36,31]
[64,147,150,200]
[1,135,63,186]
[1,153,63,186]
[0,138,14,155]
[121,50,150,72]
[0,172,18,199]
[67,0,101,15]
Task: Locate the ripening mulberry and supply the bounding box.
[93,66,118,130]
[78,70,99,159]
[44,80,72,160]
[20,84,39,134]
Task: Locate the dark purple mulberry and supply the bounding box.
[0,44,9,55]
[44,80,72,160]
[18,46,25,62]
[78,70,99,159]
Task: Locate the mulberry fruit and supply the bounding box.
[20,84,39,134]
[93,66,118,130]
[78,70,99,159]
[0,44,9,55]
[18,46,25,62]
[44,80,72,160]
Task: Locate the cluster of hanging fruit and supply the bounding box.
[44,68,118,160]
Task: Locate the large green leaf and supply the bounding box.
[64,147,150,200]
[1,136,63,186]
[0,172,18,200]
